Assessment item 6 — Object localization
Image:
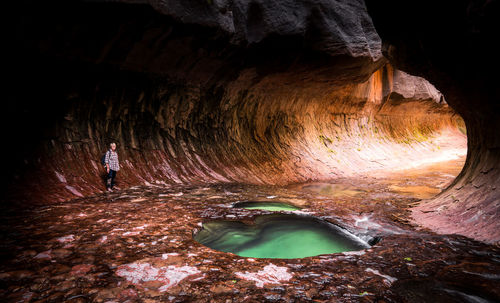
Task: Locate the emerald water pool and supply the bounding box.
[232,201,301,211]
[194,214,370,259]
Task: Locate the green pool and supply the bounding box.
[194,214,369,259]
[232,201,301,211]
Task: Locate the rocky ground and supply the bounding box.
[1,158,499,302]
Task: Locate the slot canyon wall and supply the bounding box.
[7,1,463,203]
[366,0,500,242]
[6,0,496,242]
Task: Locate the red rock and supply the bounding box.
[94,287,121,302]
[118,288,138,300]
[51,249,72,259]
[51,274,69,282]
[209,284,233,294]
[20,250,37,258]
[145,289,162,298]
[0,270,34,280]
[55,280,75,292]
[56,235,76,243]
[52,264,71,274]
[142,280,164,290]
[70,264,94,276]
[6,291,35,303]
[47,292,64,301]
[34,250,52,260]
[66,297,86,303]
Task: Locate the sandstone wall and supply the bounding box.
[366,0,500,242]
[9,1,492,242]
[6,2,464,205]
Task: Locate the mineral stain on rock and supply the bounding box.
[235,264,293,288]
[115,262,203,293]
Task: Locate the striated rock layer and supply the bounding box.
[7,0,464,205]
[6,1,480,240]
[367,0,500,243]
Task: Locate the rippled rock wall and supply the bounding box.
[8,1,486,241]
[366,0,500,242]
[6,1,464,205]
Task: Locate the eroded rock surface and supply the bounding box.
[366,0,500,243]
[1,159,499,302]
[5,0,498,273]
[6,7,465,204]
[133,0,383,59]
[6,1,464,211]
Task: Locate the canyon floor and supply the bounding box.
[1,156,499,302]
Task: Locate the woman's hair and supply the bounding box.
[110,142,116,148]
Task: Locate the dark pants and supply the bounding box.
[106,169,117,189]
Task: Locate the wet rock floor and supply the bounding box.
[1,159,500,302]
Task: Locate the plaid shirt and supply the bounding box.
[105,150,120,171]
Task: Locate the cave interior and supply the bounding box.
[2,0,500,302]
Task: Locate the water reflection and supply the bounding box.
[194,214,369,259]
